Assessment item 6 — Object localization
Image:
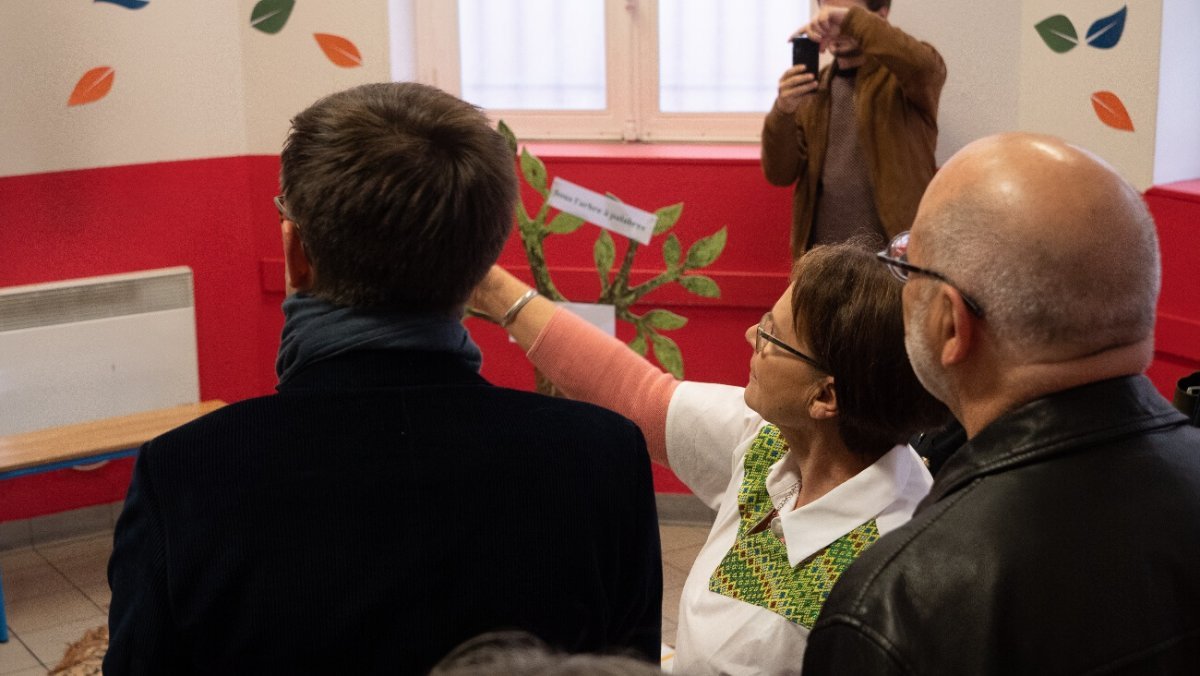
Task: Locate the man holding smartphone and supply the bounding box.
[761,0,945,257]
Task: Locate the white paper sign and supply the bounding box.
[546,177,658,245]
[559,301,616,336]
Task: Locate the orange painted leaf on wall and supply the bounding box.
[314,33,363,68]
[1090,91,1134,132]
[68,66,115,106]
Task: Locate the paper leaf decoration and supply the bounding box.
[1086,6,1127,49]
[314,33,363,67]
[250,0,295,35]
[1035,15,1078,53]
[68,67,115,106]
[94,0,149,9]
[1091,91,1134,131]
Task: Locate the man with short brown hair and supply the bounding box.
[105,82,662,675]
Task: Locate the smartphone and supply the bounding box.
[791,35,819,76]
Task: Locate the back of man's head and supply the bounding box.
[279,82,517,313]
[915,132,1160,363]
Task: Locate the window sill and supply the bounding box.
[522,141,761,165]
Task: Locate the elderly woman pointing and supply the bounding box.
[468,242,947,675]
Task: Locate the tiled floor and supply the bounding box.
[0,513,710,674]
[0,533,112,674]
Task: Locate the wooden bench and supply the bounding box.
[0,400,225,642]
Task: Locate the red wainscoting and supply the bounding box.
[1,148,1197,519]
[0,156,288,519]
[1145,179,1200,397]
[0,147,794,517]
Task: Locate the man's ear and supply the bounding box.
[809,375,839,420]
[877,6,890,20]
[939,287,975,367]
[281,220,313,294]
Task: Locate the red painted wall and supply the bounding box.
[0,149,793,516]
[2,152,1197,519]
[1145,180,1200,398]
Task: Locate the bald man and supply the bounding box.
[803,133,1200,674]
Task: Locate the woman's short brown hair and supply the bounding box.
[280,82,517,312]
[792,241,948,458]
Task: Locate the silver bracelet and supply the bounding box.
[499,289,540,328]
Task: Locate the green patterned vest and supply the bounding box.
[708,424,880,628]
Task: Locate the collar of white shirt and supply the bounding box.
[769,444,930,567]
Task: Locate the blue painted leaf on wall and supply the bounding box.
[251,0,296,35]
[1035,15,1078,53]
[1086,6,1127,49]
[94,0,149,8]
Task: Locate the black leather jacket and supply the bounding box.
[804,375,1200,675]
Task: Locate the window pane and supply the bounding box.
[458,0,607,110]
[658,0,809,113]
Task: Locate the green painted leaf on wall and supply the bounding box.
[250,0,295,34]
[1086,6,1126,49]
[685,227,727,269]
[546,212,584,234]
[653,202,684,235]
[662,234,681,268]
[628,333,648,357]
[519,148,548,196]
[594,230,615,282]
[651,333,684,379]
[497,120,518,155]
[1035,14,1078,53]
[679,275,720,298]
[644,309,688,331]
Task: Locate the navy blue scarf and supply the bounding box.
[275,293,482,386]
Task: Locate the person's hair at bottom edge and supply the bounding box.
[428,630,670,676]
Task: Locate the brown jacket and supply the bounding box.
[761,7,946,256]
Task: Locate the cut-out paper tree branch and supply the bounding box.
[497,121,726,383]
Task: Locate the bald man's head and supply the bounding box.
[910,133,1160,361]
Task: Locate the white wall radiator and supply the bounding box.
[0,267,200,437]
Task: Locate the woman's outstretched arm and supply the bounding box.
[469,265,679,466]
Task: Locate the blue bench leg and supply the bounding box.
[1,564,8,642]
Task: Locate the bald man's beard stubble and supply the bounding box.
[905,294,953,407]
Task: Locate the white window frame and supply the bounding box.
[406,0,778,143]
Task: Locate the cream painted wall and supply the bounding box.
[240,0,392,155]
[0,0,389,178]
[1019,0,1162,189]
[1153,0,1200,185]
[0,1,247,177]
[1,1,1190,188]
[889,1,1023,165]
